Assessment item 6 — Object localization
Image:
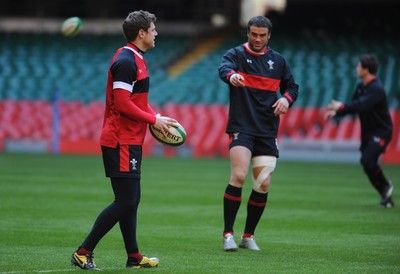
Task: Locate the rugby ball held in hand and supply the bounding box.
[149,123,186,146]
[61,17,82,37]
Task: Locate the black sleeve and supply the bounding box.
[279,58,299,107]
[110,55,137,86]
[218,48,238,84]
[337,85,384,116]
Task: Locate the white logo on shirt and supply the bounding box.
[267,60,274,69]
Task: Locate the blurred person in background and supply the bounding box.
[71,10,177,270]
[325,54,394,208]
[218,15,299,251]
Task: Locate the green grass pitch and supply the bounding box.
[0,153,399,273]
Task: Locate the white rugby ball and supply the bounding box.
[61,17,82,37]
[149,123,186,146]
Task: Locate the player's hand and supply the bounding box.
[229,73,245,87]
[327,99,343,111]
[272,98,289,116]
[153,114,178,137]
[324,110,336,121]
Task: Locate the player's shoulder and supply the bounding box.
[109,50,137,76]
[359,78,386,98]
[266,47,285,60]
[364,78,384,90]
[112,48,136,66]
[264,48,287,68]
[369,78,386,94]
[371,77,384,87]
[117,47,137,60]
[225,44,245,55]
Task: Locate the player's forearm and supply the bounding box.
[114,89,156,124]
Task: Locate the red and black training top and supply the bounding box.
[218,43,299,138]
[100,43,156,148]
[336,77,393,148]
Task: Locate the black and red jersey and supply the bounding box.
[218,43,299,137]
[336,77,393,145]
[100,43,156,148]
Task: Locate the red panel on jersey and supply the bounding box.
[238,71,280,92]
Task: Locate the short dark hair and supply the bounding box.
[122,10,157,42]
[247,16,273,33]
[359,54,379,75]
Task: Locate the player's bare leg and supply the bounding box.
[223,146,251,251]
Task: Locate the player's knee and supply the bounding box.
[258,178,271,193]
[231,169,248,184]
[116,197,140,213]
[252,156,276,194]
[125,201,139,213]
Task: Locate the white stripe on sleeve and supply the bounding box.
[113,81,134,92]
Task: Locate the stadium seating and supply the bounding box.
[0,31,398,163]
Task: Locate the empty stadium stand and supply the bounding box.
[0,31,399,163]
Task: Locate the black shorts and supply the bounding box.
[101,144,142,178]
[228,132,279,157]
[360,134,391,152]
[360,135,391,165]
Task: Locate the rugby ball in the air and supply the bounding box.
[149,123,186,146]
[61,17,82,37]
